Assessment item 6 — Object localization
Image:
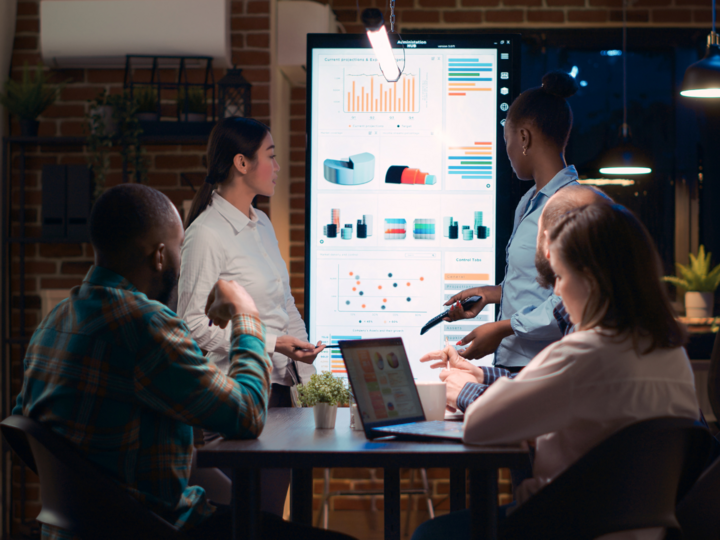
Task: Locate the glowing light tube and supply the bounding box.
[366,26,401,83]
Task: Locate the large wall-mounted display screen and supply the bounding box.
[306,34,520,380]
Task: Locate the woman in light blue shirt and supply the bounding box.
[445,70,579,371]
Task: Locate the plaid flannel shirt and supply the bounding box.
[13,266,272,539]
[456,302,575,412]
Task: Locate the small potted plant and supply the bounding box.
[663,245,720,318]
[176,86,207,122]
[85,91,147,199]
[297,371,350,429]
[134,87,159,122]
[0,63,67,136]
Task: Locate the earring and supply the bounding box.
[523,147,527,156]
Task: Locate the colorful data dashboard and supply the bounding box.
[306,34,520,380]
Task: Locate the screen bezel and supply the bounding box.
[339,337,427,439]
[305,32,522,347]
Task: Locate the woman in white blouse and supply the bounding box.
[178,117,324,513]
[412,203,699,540]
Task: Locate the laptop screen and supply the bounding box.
[340,338,425,427]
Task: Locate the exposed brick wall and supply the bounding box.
[310,467,514,515]
[327,0,711,30]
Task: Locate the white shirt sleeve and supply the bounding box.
[177,223,232,356]
[285,281,309,342]
[463,342,576,445]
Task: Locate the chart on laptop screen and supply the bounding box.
[306,34,519,380]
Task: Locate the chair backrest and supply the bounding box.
[501,417,712,540]
[0,415,189,540]
[708,330,720,424]
[676,453,720,540]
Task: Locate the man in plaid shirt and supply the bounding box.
[13,185,353,540]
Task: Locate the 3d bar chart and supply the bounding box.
[324,152,375,185]
[385,165,437,185]
[384,218,407,239]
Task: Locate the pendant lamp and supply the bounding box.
[598,0,652,175]
[681,0,720,98]
[362,8,401,83]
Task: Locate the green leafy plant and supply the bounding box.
[297,371,350,407]
[176,86,207,115]
[85,90,148,199]
[663,245,720,292]
[0,63,68,120]
[134,87,158,114]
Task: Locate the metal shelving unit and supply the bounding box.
[1,134,208,539]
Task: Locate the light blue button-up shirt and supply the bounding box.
[494,165,579,368]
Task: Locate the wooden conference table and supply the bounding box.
[197,408,529,540]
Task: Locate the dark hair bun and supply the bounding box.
[542,70,579,99]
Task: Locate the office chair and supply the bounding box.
[676,452,720,540]
[707,330,720,430]
[498,417,712,540]
[1,415,191,540]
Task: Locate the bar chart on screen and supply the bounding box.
[344,70,420,113]
[447,58,493,97]
[447,142,493,185]
[327,335,362,375]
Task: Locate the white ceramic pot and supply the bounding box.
[313,403,338,429]
[685,291,714,318]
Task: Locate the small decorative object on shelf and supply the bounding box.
[218,67,252,118]
[42,165,91,242]
[297,371,350,429]
[177,86,207,122]
[0,63,68,136]
[134,87,159,122]
[663,245,720,318]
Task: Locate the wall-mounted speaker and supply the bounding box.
[42,165,91,242]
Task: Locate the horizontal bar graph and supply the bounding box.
[344,71,419,113]
[448,58,494,96]
[448,142,493,180]
[329,335,361,374]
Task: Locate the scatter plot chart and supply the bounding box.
[338,262,432,312]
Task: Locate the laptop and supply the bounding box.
[339,337,464,441]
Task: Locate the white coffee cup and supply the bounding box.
[415,381,447,422]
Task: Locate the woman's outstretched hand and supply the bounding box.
[275,336,326,364]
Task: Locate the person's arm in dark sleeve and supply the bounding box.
[456,367,518,412]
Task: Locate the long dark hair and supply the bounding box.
[549,203,685,353]
[507,70,578,149]
[184,117,269,229]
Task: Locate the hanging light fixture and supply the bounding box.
[598,0,652,176]
[680,0,720,97]
[361,7,401,83]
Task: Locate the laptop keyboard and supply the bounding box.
[378,421,463,434]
